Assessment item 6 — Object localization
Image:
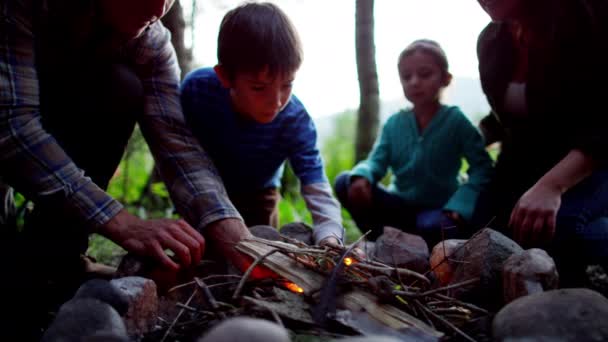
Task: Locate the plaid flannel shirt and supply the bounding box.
[0,0,241,231]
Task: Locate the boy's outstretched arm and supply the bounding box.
[301,183,345,245]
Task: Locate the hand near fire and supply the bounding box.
[509,181,561,247]
[206,218,279,280]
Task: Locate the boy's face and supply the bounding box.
[399,51,451,107]
[215,65,295,124]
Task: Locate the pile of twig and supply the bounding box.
[151,234,490,342]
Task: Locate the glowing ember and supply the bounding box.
[344,257,354,266]
[284,282,304,294]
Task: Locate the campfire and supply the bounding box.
[150,232,490,341]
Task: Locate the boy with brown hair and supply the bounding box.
[181,2,344,246]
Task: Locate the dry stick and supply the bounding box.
[160,288,198,342]
[394,278,480,298]
[167,273,242,293]
[195,278,226,319]
[416,277,480,297]
[232,249,280,300]
[414,299,435,329]
[434,293,489,315]
[419,304,477,342]
[354,263,430,286]
[269,308,284,328]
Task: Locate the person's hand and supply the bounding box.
[99,209,205,271]
[205,218,278,279]
[509,182,562,247]
[348,177,372,209]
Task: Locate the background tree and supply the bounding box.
[354,0,380,163]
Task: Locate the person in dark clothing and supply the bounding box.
[0,0,261,338]
[473,0,608,285]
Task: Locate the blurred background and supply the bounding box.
[43,0,494,264]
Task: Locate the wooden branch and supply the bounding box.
[233,249,280,300]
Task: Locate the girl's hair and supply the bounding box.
[398,39,449,75]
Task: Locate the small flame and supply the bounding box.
[284,282,304,294]
[344,257,354,266]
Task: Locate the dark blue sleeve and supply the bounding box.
[286,105,327,185]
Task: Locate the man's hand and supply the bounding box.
[205,218,277,279]
[348,177,372,209]
[99,209,205,271]
[509,182,562,247]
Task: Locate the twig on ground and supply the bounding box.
[419,303,477,342]
[233,249,280,300]
[160,288,197,342]
[195,278,226,319]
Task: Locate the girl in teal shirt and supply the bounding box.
[335,40,493,247]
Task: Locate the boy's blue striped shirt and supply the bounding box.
[181,68,327,194]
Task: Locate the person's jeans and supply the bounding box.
[472,168,608,286]
[553,169,608,285]
[334,172,458,247]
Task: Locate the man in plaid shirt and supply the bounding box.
[0,0,256,336]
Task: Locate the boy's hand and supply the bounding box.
[348,177,372,209]
[99,209,205,271]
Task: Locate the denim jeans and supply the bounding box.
[334,172,458,247]
[473,168,608,285]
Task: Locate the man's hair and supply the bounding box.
[217,2,303,78]
[398,39,449,76]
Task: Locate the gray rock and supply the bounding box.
[373,226,429,273]
[197,317,290,342]
[41,279,129,342]
[280,222,314,245]
[502,248,559,304]
[111,276,158,339]
[448,228,523,308]
[493,288,608,341]
[249,225,281,241]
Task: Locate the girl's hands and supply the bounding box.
[509,182,562,247]
[348,177,372,209]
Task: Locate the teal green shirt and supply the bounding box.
[351,105,493,221]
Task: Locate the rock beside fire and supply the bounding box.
[493,288,608,341]
[280,222,314,245]
[250,225,282,241]
[41,279,129,342]
[448,228,523,308]
[429,239,467,286]
[502,248,559,304]
[111,277,158,340]
[197,317,290,342]
[373,226,430,273]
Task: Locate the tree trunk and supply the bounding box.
[354,0,380,163]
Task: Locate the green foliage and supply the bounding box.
[88,110,501,264]
[278,110,362,243]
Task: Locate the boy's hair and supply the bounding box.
[217,2,303,78]
[398,39,449,75]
